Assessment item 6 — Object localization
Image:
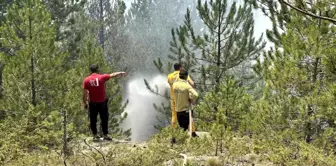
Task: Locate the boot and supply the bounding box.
[191,132,199,138]
[103,134,113,141]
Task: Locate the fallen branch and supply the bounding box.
[83,138,106,165]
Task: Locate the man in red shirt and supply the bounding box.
[82,64,127,141]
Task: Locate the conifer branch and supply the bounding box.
[279,0,336,24]
[143,79,170,99]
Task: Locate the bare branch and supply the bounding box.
[279,0,336,24]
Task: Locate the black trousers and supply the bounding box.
[89,100,109,135]
[176,110,192,131]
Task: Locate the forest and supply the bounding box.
[0,0,336,165]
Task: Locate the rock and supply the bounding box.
[196,131,211,138]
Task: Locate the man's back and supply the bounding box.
[168,71,193,97]
[173,79,198,112]
[83,73,111,102]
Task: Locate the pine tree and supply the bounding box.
[64,35,131,139]
[247,0,336,25]
[133,0,203,128]
[252,1,336,154]
[42,0,87,62]
[152,0,266,95]
[0,0,14,99]
[175,0,265,92]
[197,77,252,155]
[87,0,130,71]
[148,0,266,128]
[58,6,131,139]
[42,0,86,41]
[127,0,197,73]
[0,0,68,152]
[0,1,130,160]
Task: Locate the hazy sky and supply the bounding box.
[123,0,274,49]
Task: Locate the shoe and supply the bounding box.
[103,135,113,141]
[93,135,101,141]
[170,137,176,144]
[192,132,199,138]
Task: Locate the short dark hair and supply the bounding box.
[179,69,188,80]
[90,64,99,73]
[174,63,181,71]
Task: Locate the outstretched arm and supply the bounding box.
[109,72,127,78]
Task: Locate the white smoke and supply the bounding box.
[122,74,170,142]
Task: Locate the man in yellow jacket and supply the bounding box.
[173,69,198,137]
[168,64,197,137]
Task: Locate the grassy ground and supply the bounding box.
[4,127,336,166]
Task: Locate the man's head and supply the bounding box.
[173,63,182,71]
[90,64,99,73]
[179,69,188,80]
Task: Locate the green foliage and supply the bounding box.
[251,0,336,156]
[196,78,252,155]
[163,0,266,91]
[0,0,67,162]
[42,0,86,41]
[197,78,252,131]
[66,35,131,139]
[0,0,129,163]
[148,0,266,129]
[5,129,336,166]
[88,0,131,72]
[1,0,336,165]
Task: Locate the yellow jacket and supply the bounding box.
[173,79,198,112]
[168,71,192,100]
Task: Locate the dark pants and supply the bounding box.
[89,100,109,135]
[176,110,192,131]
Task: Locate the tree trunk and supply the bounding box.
[63,109,68,157]
[29,7,36,106]
[220,128,223,153]
[0,63,3,98]
[0,63,4,120]
[215,0,221,93]
[99,0,105,51]
[305,104,313,143]
[215,139,218,156]
[305,57,320,143]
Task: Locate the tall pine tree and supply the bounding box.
[0,0,69,154]
[87,0,130,72]
[148,0,266,128]
[251,0,336,154]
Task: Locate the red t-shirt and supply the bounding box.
[82,73,111,102]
